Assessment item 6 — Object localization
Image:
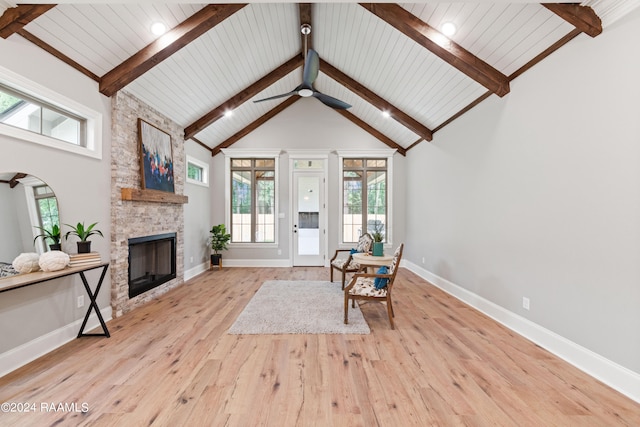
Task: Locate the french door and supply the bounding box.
[292,160,326,266]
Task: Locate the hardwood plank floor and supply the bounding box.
[1,267,638,426]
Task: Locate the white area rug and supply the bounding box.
[228,280,370,335]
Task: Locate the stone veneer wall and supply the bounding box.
[110,91,185,317]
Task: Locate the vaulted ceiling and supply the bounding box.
[0,2,635,156]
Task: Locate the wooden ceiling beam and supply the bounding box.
[184,54,304,140]
[359,3,510,97]
[320,58,433,142]
[334,109,406,156]
[212,97,300,156]
[0,4,55,39]
[542,3,602,37]
[100,4,246,97]
[299,3,313,51]
[17,29,100,82]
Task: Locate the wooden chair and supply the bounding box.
[329,233,374,289]
[344,243,404,329]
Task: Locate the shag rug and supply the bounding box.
[228,280,370,335]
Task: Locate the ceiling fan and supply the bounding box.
[253,24,351,110]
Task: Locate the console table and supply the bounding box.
[0,262,110,338]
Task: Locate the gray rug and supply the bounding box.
[228,280,370,335]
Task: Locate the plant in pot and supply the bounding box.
[33,224,62,251]
[209,224,231,269]
[370,222,385,256]
[65,222,103,254]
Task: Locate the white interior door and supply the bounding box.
[293,171,325,266]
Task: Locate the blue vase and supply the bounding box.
[372,242,384,256]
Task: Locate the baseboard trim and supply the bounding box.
[220,259,291,268]
[184,262,209,281]
[0,306,113,378]
[403,261,640,404]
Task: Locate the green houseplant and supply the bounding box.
[33,224,62,251]
[370,222,385,257]
[209,224,231,268]
[65,221,103,253]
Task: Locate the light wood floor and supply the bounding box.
[1,267,638,426]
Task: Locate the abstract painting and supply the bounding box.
[138,119,174,193]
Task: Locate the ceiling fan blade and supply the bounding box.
[253,89,298,103]
[302,49,319,87]
[313,91,351,110]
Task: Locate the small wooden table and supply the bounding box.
[0,262,110,338]
[351,252,393,272]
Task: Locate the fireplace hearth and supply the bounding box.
[128,233,176,299]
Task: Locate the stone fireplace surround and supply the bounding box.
[110,91,185,317]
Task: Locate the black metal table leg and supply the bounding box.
[77,264,110,338]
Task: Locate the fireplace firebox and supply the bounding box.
[128,232,176,298]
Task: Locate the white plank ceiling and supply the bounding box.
[3,1,637,153]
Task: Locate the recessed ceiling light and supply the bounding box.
[151,22,167,36]
[382,111,391,118]
[224,110,233,118]
[442,22,456,37]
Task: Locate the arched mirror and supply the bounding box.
[0,172,60,278]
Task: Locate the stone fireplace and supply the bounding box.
[110,91,185,317]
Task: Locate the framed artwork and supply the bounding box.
[138,119,174,193]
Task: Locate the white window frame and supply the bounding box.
[336,149,396,248]
[221,148,280,248]
[0,65,102,159]
[185,155,209,187]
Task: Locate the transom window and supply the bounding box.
[0,83,85,146]
[186,155,209,187]
[230,158,276,243]
[342,158,387,244]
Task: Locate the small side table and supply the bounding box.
[351,253,393,272]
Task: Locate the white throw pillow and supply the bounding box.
[12,252,41,274]
[39,251,70,272]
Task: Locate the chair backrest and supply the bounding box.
[387,244,404,290]
[356,233,374,253]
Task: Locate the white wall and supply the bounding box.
[406,8,640,376]
[210,98,406,264]
[0,36,111,362]
[183,141,213,279]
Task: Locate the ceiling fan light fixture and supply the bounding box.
[298,88,313,97]
[151,22,167,36]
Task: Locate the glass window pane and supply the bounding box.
[231,159,251,168]
[255,159,275,168]
[187,163,203,181]
[232,171,252,242]
[256,178,275,242]
[294,159,323,169]
[42,107,80,145]
[367,159,386,168]
[343,159,363,168]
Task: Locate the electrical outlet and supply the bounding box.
[277,249,282,255]
[190,256,193,263]
[77,295,84,308]
[422,257,425,264]
[522,297,530,311]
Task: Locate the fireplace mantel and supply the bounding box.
[121,188,188,204]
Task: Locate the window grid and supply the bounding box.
[342,159,387,244]
[231,159,275,243]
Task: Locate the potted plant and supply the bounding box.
[370,222,385,256]
[33,224,62,251]
[65,221,103,253]
[209,224,231,268]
